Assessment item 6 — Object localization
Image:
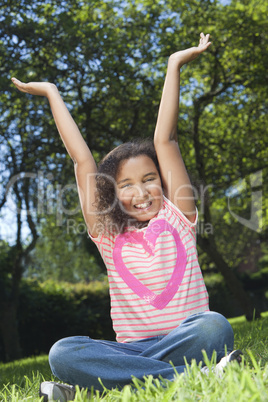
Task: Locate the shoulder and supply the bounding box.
[88,226,116,248]
[161,196,198,228]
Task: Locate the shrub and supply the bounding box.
[17,278,115,357]
[2,267,267,360]
[205,268,268,318]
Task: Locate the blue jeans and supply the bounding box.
[49,311,234,390]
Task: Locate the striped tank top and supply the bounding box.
[90,196,209,343]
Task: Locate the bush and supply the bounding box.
[205,268,268,318]
[5,267,268,359]
[204,273,239,317]
[17,279,115,357]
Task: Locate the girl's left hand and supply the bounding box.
[11,77,56,97]
[169,33,211,67]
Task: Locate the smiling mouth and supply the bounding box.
[134,201,152,209]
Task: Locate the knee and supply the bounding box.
[49,337,71,372]
[198,311,234,350]
[49,336,95,371]
[49,336,87,377]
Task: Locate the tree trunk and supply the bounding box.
[0,301,22,361]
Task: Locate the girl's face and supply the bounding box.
[116,155,163,222]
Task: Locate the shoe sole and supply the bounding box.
[229,349,243,364]
[39,384,48,402]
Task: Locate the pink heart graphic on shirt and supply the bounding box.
[113,219,187,310]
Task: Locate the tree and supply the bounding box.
[26,214,106,283]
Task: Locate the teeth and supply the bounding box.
[135,202,151,209]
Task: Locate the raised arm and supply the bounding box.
[11,78,99,235]
[154,33,211,221]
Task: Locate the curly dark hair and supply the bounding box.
[95,139,161,234]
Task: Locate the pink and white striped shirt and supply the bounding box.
[90,196,209,343]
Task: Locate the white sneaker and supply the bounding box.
[201,349,243,377]
[39,381,76,402]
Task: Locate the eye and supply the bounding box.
[144,177,155,183]
[120,183,132,189]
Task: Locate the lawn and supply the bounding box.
[0,312,267,401]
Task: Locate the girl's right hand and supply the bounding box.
[11,77,56,97]
[169,33,211,68]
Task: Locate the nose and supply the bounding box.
[133,183,149,199]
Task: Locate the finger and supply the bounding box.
[11,77,23,87]
[202,34,209,43]
[11,77,23,83]
[11,77,28,91]
[199,33,211,49]
[202,41,212,51]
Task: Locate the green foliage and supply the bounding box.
[26,214,106,282]
[204,273,236,317]
[0,275,266,361]
[9,279,114,360]
[205,268,268,317]
[1,0,267,252]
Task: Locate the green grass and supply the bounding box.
[0,312,268,401]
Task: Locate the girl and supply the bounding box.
[12,33,242,401]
